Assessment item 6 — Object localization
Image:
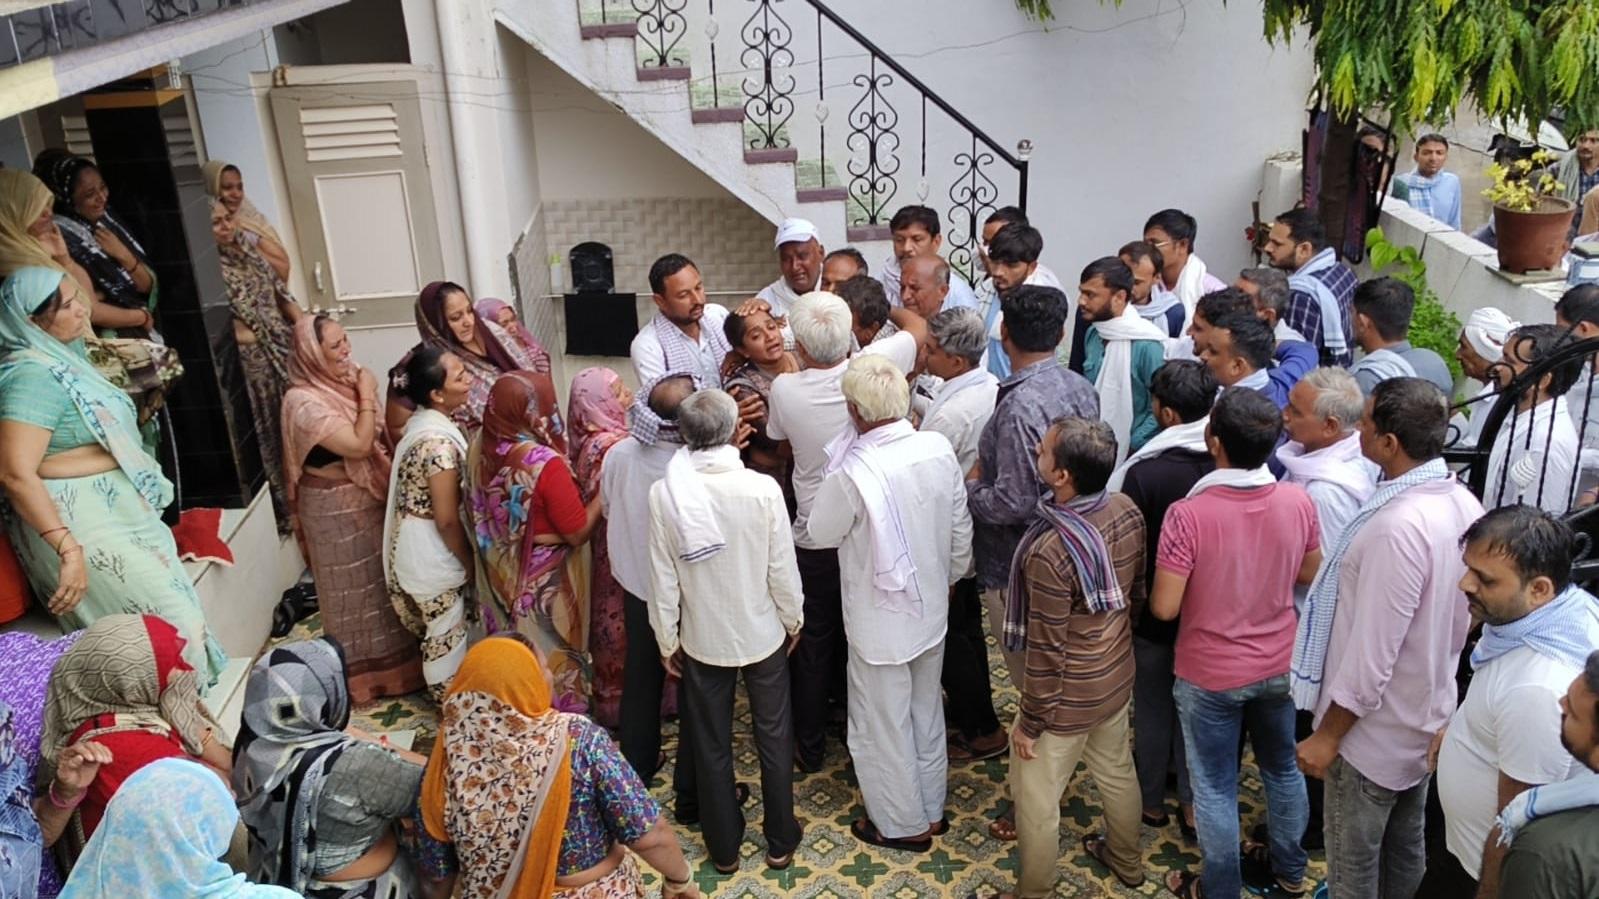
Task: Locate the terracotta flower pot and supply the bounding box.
[1493,197,1576,274]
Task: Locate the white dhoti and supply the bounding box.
[846,643,948,839]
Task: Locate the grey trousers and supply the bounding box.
[680,645,802,865]
[1324,755,1428,899]
[847,643,948,839]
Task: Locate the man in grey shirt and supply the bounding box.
[1349,277,1455,396]
[966,283,1099,685]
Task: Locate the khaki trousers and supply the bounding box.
[980,587,1025,690]
[1009,701,1143,896]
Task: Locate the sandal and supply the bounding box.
[1078,834,1145,889]
[765,850,794,870]
[928,815,950,836]
[713,857,740,875]
[1165,870,1203,898]
[1142,809,1171,828]
[850,817,932,853]
[987,803,1017,842]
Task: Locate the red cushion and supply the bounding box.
[0,531,32,624]
[170,508,234,566]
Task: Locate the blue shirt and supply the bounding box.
[1395,169,1463,230]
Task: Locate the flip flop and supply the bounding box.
[987,801,1017,841]
[1165,869,1204,898]
[1079,833,1145,889]
[850,817,932,853]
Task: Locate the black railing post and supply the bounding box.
[708,0,720,106]
[740,0,795,149]
[816,8,824,188]
[846,55,899,226]
[633,0,688,68]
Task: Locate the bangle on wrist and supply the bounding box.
[58,544,82,559]
[48,779,85,809]
[663,868,693,887]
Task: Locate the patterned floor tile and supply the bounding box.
[276,611,1329,896]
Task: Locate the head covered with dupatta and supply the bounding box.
[416,281,519,372]
[282,315,393,503]
[566,367,629,499]
[0,168,60,277]
[201,159,283,247]
[421,636,573,898]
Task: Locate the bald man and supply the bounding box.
[901,255,958,319]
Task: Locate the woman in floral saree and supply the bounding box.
[465,372,601,713]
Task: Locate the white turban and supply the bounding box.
[1463,307,1517,363]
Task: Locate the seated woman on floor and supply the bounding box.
[38,614,230,863]
[234,638,429,898]
[0,629,93,899]
[58,758,298,898]
[0,266,225,682]
[417,636,703,898]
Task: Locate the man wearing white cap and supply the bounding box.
[1450,306,1517,448]
[758,218,825,318]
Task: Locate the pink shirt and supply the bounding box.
[1157,483,1320,692]
[1313,480,1482,791]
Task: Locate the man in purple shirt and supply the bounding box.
[1294,378,1484,899]
[967,284,1099,687]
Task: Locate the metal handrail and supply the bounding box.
[804,0,1025,173]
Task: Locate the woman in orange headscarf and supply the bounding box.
[417,636,702,897]
[282,314,423,703]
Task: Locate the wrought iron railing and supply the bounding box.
[586,0,1029,283]
[1446,330,1599,582]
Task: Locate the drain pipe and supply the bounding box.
[436,0,510,299]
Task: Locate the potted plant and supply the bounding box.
[1483,151,1575,274]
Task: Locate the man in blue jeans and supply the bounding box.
[1150,388,1323,898]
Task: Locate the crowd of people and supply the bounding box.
[4,138,1599,899]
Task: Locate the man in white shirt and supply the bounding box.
[604,373,699,787]
[878,204,978,310]
[807,353,973,851]
[1144,208,1228,334]
[1278,367,1378,551]
[919,307,1006,761]
[766,291,855,771]
[755,217,824,318]
[1435,506,1599,897]
[648,388,805,872]
[630,253,732,387]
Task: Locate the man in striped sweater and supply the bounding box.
[998,417,1147,897]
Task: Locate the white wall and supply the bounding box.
[525,48,727,201]
[808,0,1314,280]
[183,32,286,229]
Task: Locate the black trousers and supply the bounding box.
[941,577,999,739]
[618,593,694,803]
[680,645,802,865]
[792,546,846,766]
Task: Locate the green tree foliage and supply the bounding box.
[1014,0,1599,134]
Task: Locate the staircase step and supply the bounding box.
[637,65,692,81]
[580,22,638,39]
[745,147,799,165]
[847,224,893,242]
[797,187,848,203]
[691,107,745,124]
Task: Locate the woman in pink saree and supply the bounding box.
[565,368,633,729]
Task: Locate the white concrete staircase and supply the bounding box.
[495,1,891,261]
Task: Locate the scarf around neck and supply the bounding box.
[1351,347,1416,385]
[1276,431,1377,503]
[1471,583,1599,670]
[1496,770,1599,847]
[661,444,742,562]
[1290,457,1452,709]
[1003,491,1120,651]
[1105,416,1209,493]
[1185,463,1275,499]
[1289,248,1346,353]
[822,419,931,616]
[627,370,700,446]
[1092,305,1168,462]
[922,366,996,429]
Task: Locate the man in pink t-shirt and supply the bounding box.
[1150,388,1323,899]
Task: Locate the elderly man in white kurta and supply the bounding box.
[807,353,973,851]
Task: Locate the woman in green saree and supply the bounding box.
[0,266,225,683]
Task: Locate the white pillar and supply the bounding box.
[436,0,512,299]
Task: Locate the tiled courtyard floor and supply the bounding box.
[287,612,1328,897]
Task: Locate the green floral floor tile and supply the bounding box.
[275,611,1327,896]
